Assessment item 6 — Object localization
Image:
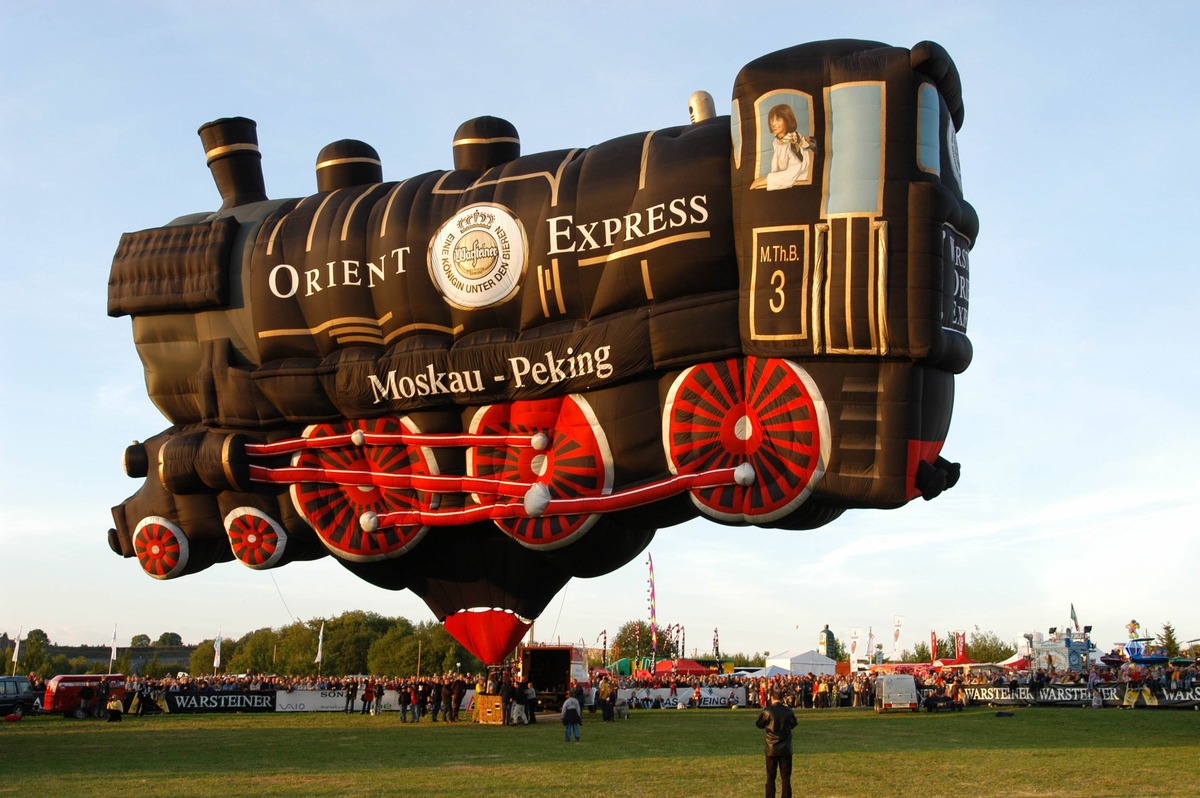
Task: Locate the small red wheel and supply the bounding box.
[663,357,829,523]
[289,416,435,561]
[225,507,287,570]
[133,516,190,580]
[468,396,613,548]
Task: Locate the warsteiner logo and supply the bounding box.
[429,203,527,309]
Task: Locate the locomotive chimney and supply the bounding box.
[198,117,268,211]
[316,139,383,192]
[452,116,520,171]
[688,91,716,124]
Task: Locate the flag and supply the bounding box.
[11,627,20,664]
[1070,603,1079,631]
[314,621,325,664]
[867,627,877,663]
[110,624,118,664]
[213,630,222,669]
[892,616,904,659]
[647,554,657,656]
[930,630,938,663]
[849,628,862,659]
[955,631,966,660]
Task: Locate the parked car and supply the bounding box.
[0,676,37,717]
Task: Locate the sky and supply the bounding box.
[2,1,1198,662]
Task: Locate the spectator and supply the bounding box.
[756,687,797,798]
[561,693,583,742]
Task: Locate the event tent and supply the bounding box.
[933,655,977,669]
[766,649,836,676]
[743,665,791,678]
[653,658,714,676]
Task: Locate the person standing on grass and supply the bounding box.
[561,693,582,742]
[756,686,798,798]
[360,681,375,714]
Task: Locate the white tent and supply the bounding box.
[743,665,791,678]
[766,649,836,676]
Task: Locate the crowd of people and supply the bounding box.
[24,657,1199,720]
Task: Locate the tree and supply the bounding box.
[1156,622,1181,657]
[275,620,324,676]
[155,632,183,647]
[130,634,151,647]
[228,628,282,675]
[612,620,679,662]
[16,629,50,675]
[113,650,133,675]
[368,620,479,677]
[731,652,765,668]
[191,638,236,675]
[319,610,393,675]
[366,621,416,676]
[143,652,169,679]
[968,627,1017,663]
[43,653,71,678]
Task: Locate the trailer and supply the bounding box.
[519,645,590,713]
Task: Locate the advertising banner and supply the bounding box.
[617,686,747,709]
[958,683,1200,709]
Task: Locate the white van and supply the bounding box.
[874,674,920,713]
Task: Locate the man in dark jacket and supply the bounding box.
[755,687,798,798]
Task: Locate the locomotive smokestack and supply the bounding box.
[198,117,267,211]
[688,91,716,124]
[453,116,520,171]
[316,139,383,192]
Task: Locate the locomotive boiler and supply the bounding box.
[106,39,977,663]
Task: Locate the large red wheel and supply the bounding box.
[224,507,288,570]
[133,516,190,580]
[468,396,613,549]
[289,416,435,562]
[663,357,830,523]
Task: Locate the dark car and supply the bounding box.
[0,676,37,716]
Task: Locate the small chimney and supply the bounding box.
[316,139,383,192]
[688,91,716,124]
[452,116,520,171]
[198,117,268,211]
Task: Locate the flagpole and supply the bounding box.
[213,627,222,675]
[10,627,21,676]
[314,620,325,678]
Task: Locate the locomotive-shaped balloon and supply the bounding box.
[107,39,977,663]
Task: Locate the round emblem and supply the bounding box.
[428,203,527,309]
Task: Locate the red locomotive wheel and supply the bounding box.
[663,357,830,523]
[225,507,288,570]
[289,416,435,561]
[133,516,190,580]
[468,396,613,549]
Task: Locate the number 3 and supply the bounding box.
[769,270,786,313]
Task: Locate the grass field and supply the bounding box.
[2,705,1197,797]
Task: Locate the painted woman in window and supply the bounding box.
[760,103,816,190]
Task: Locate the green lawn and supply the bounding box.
[2,706,1197,797]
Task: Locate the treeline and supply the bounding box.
[190,611,485,678]
[4,612,485,679]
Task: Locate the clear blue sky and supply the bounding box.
[2,1,1197,660]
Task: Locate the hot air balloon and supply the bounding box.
[106,39,977,664]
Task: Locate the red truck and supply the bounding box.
[43,674,127,719]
